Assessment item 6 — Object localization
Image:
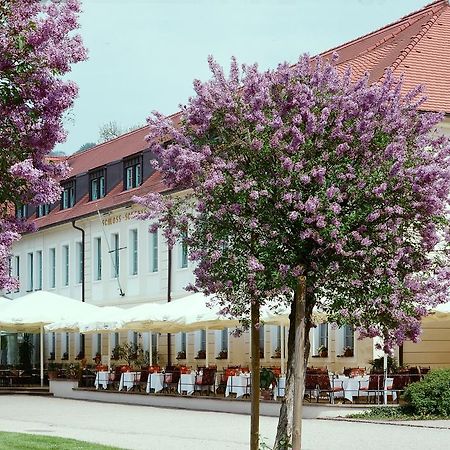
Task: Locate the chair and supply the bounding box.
[138,368,150,391]
[304,373,318,402]
[316,374,344,404]
[344,367,365,377]
[358,374,384,404]
[387,373,410,403]
[419,366,431,378]
[195,367,217,395]
[408,366,421,383]
[163,370,180,393]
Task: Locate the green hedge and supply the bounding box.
[403,369,450,417]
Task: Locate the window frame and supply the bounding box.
[89,168,106,201]
[123,154,143,190]
[61,180,76,209]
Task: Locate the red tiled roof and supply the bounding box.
[322,0,450,113]
[30,1,450,230]
[34,171,168,230]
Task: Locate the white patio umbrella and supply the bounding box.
[0,291,100,386]
[45,306,125,370]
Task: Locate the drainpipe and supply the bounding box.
[167,246,172,367]
[72,220,85,357]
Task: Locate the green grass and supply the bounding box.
[346,406,447,421]
[0,432,123,450]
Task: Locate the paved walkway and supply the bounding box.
[0,396,449,449]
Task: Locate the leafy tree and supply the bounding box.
[75,142,97,153]
[0,0,86,291]
[135,55,450,449]
[98,121,144,144]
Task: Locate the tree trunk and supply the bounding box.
[274,287,313,450]
[250,298,260,450]
[291,276,306,449]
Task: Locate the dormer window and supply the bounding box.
[124,155,142,190]
[61,180,75,209]
[36,204,50,218]
[89,168,106,201]
[16,204,27,219]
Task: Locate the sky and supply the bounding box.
[58,0,432,154]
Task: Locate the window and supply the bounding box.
[318,323,328,349]
[27,252,33,291]
[16,204,27,219]
[149,231,158,272]
[132,332,138,348]
[343,325,355,353]
[129,229,138,275]
[49,248,56,288]
[181,332,187,353]
[36,204,50,218]
[51,332,56,357]
[111,233,119,278]
[112,332,119,348]
[13,255,20,292]
[221,328,228,351]
[62,245,69,286]
[123,155,142,190]
[94,237,102,281]
[95,334,102,356]
[200,330,206,352]
[61,180,75,209]
[179,230,188,269]
[36,250,42,290]
[62,333,70,358]
[259,325,265,358]
[76,242,83,284]
[89,169,106,201]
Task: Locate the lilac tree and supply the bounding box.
[135,55,450,449]
[0,0,86,290]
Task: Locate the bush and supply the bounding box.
[403,369,450,417]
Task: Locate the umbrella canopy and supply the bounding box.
[45,306,125,333]
[0,295,12,310]
[0,291,99,332]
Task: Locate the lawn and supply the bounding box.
[0,432,123,450]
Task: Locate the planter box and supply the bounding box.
[49,379,79,397]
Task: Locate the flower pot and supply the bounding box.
[260,388,273,400]
[47,370,58,380]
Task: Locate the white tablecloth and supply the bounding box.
[225,374,251,398]
[95,371,109,390]
[275,376,286,398]
[146,373,164,393]
[178,373,196,395]
[333,376,394,402]
[118,371,141,391]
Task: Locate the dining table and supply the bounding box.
[178,373,196,395]
[225,373,251,398]
[118,371,141,391]
[94,371,109,390]
[146,372,164,393]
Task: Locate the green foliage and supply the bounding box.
[260,367,277,389]
[116,342,144,367]
[369,356,398,373]
[403,369,450,417]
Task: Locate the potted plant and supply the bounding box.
[117,342,144,368]
[176,350,186,360]
[318,345,328,358]
[47,362,59,380]
[343,346,354,357]
[271,348,281,359]
[260,367,277,400]
[195,349,206,359]
[111,345,120,361]
[216,350,228,360]
[61,352,69,360]
[18,333,33,372]
[93,352,102,365]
